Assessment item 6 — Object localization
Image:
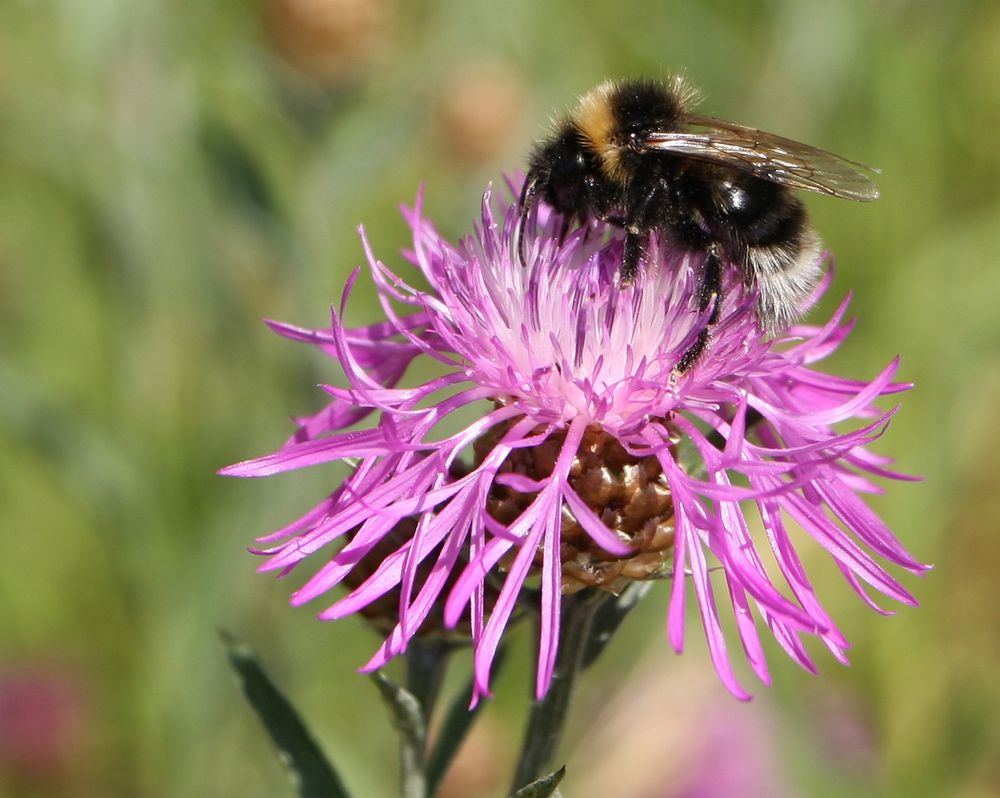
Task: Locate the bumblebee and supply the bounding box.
[516,77,879,370]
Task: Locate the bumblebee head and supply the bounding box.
[535,128,599,212]
[515,128,600,266]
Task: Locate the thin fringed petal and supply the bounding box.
[562,487,635,557]
[687,508,751,701]
[726,580,771,686]
[755,494,850,655]
[658,447,689,654]
[472,417,581,698]
[219,428,425,477]
[443,536,514,630]
[536,502,564,698]
[778,484,918,607]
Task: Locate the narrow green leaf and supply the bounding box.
[425,646,507,796]
[220,630,351,798]
[509,766,566,798]
[199,120,277,218]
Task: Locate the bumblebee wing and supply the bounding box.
[643,115,880,201]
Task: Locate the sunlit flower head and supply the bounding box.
[221,180,927,701]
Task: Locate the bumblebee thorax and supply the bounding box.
[572,81,625,180]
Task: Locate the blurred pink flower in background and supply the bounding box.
[564,651,792,798]
[0,661,89,790]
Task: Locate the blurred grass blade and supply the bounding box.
[509,766,566,798]
[200,120,278,218]
[581,582,652,669]
[370,672,427,798]
[425,646,507,796]
[221,630,352,798]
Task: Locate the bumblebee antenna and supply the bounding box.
[514,171,541,267]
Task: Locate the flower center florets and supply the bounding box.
[474,416,677,593]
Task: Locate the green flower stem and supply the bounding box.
[510,590,608,793]
[370,672,427,798]
[405,637,453,738]
[399,733,426,798]
[425,646,507,796]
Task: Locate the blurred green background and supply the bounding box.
[1,0,998,796]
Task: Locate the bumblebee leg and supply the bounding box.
[675,244,722,373]
[556,213,573,245]
[621,228,643,285]
[619,180,669,285]
[701,243,723,325]
[515,171,541,267]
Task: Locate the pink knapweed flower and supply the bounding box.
[221,181,927,701]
